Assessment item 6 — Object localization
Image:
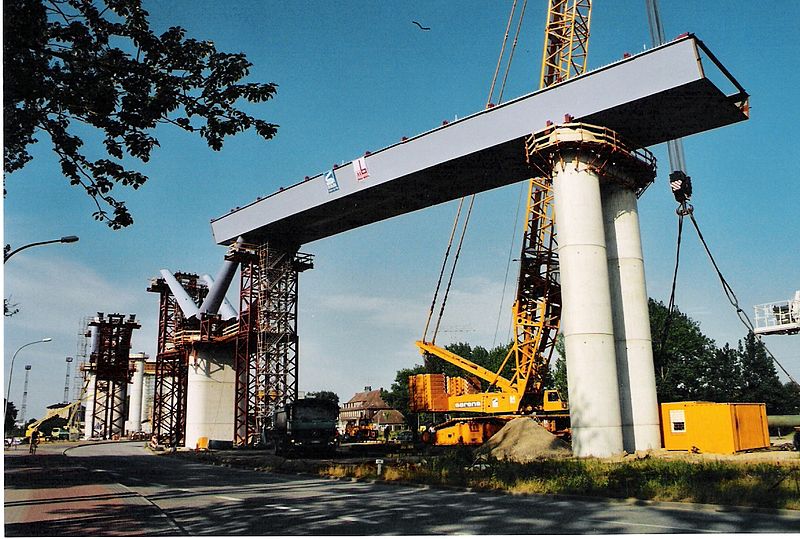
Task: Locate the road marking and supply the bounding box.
[264,503,301,513]
[215,495,243,502]
[338,515,379,525]
[585,518,709,533]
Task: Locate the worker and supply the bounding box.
[28,431,39,455]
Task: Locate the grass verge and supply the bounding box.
[170,448,800,511]
[322,452,800,511]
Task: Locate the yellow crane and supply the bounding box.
[411,0,592,445]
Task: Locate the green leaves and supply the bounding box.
[4,0,279,228]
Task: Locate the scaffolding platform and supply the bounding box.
[211,34,748,247]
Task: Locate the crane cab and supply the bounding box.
[542,389,567,412]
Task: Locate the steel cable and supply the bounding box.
[686,210,799,385]
[422,198,465,342]
[658,209,685,359]
[425,0,527,344]
[432,195,476,344]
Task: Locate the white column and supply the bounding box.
[141,370,153,434]
[83,374,96,439]
[127,356,145,433]
[184,347,236,448]
[602,184,661,451]
[553,152,624,457]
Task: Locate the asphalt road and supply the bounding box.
[5,441,800,535]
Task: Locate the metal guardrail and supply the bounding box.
[526,122,657,195]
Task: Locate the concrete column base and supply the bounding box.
[184,347,235,448]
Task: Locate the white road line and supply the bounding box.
[585,517,711,533]
[264,504,301,512]
[215,495,243,502]
[338,515,379,525]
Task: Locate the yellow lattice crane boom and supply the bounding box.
[540,0,592,88]
[411,2,591,445]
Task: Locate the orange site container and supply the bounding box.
[660,402,769,454]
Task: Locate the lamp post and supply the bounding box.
[4,236,79,262]
[4,338,52,426]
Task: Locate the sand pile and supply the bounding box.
[477,417,570,462]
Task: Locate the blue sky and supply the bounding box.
[4,0,799,421]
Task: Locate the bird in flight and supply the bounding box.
[412,21,431,31]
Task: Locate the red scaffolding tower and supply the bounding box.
[232,242,312,447]
[147,273,207,447]
[87,313,140,439]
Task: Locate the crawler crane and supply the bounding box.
[411,0,591,445]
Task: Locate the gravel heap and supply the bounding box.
[478,417,571,462]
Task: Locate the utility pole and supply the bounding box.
[20,365,32,426]
[63,357,74,403]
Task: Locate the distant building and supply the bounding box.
[339,386,405,437]
[371,409,405,432]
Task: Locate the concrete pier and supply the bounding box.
[83,374,96,440]
[126,354,146,434]
[603,184,661,451]
[184,346,236,448]
[553,151,624,457]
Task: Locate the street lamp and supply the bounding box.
[4,338,52,425]
[4,236,79,262]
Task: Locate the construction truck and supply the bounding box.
[260,398,339,456]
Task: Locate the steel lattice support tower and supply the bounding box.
[233,251,259,446]
[88,314,140,439]
[74,317,91,401]
[152,350,189,447]
[233,243,312,447]
[148,272,206,447]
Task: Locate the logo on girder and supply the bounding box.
[354,157,369,181]
[325,169,339,193]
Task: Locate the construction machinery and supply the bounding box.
[411,0,590,445]
[25,400,82,441]
[260,397,339,456]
